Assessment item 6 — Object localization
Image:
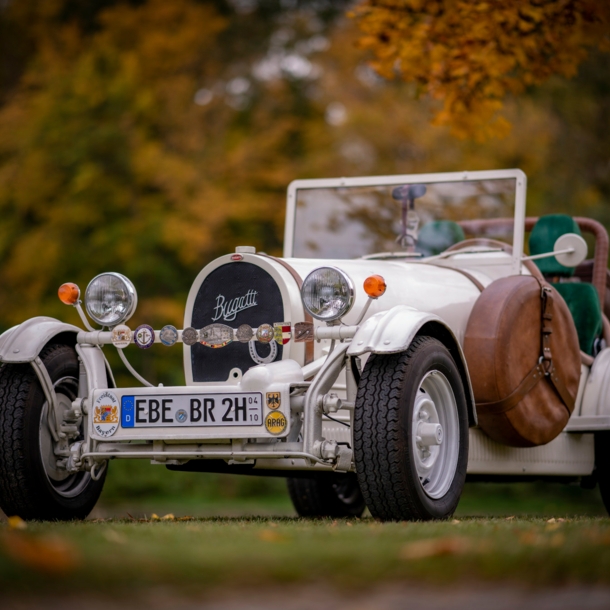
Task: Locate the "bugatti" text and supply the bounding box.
[212,290,258,322]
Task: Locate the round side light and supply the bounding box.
[363,275,387,298]
[301,267,354,322]
[58,283,81,305]
[84,273,138,327]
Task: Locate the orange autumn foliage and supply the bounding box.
[352,0,610,140]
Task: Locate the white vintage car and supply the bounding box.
[1,169,609,522]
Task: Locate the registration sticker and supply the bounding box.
[120,392,263,428]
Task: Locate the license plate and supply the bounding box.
[120,392,263,428]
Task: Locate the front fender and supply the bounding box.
[347,305,477,426]
[0,316,82,363]
[347,305,441,356]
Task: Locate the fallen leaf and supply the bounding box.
[452,519,461,524]
[400,537,470,560]
[258,529,286,542]
[549,533,565,547]
[547,518,556,524]
[7,516,27,530]
[151,514,160,521]
[1,532,78,574]
[519,531,541,545]
[506,516,515,521]
[177,516,194,521]
[161,514,175,521]
[104,530,126,544]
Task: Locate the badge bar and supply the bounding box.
[109,321,319,349]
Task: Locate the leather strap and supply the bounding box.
[477,279,574,415]
[477,362,547,414]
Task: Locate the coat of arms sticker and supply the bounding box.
[93,391,120,437]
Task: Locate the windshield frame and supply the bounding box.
[284,169,527,273]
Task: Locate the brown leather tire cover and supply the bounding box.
[464,275,581,447]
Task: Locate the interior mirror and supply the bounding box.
[553,233,588,268]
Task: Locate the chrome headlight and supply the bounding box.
[301,267,354,321]
[85,272,137,327]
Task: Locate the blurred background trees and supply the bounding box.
[0,0,608,509]
[0,0,608,383]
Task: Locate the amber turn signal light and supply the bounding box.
[363,275,386,298]
[58,283,80,305]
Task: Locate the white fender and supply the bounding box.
[581,347,610,417]
[346,304,477,426]
[347,305,443,356]
[0,316,82,363]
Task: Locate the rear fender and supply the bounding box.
[0,317,81,363]
[347,305,477,426]
[581,348,610,417]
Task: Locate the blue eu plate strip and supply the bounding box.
[121,395,135,428]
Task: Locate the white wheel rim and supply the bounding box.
[411,370,459,499]
[39,375,92,498]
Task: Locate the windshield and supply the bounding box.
[287,171,523,260]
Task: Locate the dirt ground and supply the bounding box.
[4,584,610,610]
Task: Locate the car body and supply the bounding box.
[1,168,610,521]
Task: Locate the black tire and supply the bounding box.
[595,431,610,515]
[354,336,469,521]
[0,343,106,520]
[287,473,365,518]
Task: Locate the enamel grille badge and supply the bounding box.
[159,325,178,346]
[134,324,155,349]
[182,327,199,346]
[200,324,233,348]
[273,322,291,345]
[256,324,274,344]
[236,324,254,343]
[111,325,132,349]
[93,391,120,437]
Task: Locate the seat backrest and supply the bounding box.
[553,282,602,355]
[529,214,581,277]
[416,220,465,257]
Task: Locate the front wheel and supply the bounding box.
[354,336,469,521]
[0,343,106,520]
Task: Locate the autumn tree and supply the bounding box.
[0,0,609,385]
[352,0,610,139]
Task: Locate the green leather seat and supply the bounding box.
[417,221,465,257]
[529,214,602,355]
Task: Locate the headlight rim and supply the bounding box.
[84,272,138,328]
[301,265,355,322]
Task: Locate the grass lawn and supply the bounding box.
[2,514,610,596]
[1,475,609,598]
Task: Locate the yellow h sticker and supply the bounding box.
[265,411,287,435]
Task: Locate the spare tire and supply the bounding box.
[464,275,581,447]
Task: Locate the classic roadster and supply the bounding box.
[1,168,610,522]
